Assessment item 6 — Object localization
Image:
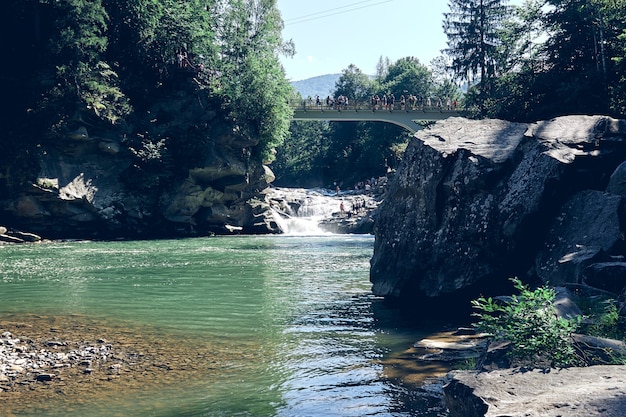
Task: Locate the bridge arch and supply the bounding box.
[290,101,460,133]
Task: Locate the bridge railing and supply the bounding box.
[289,99,461,113]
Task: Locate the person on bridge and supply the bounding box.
[408,94,416,110]
[374,95,380,110]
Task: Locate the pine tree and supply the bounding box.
[443,0,509,110]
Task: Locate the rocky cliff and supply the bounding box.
[370,115,626,308]
[0,75,281,240]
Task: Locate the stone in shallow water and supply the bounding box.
[35,373,55,382]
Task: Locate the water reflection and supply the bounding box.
[0,236,449,416]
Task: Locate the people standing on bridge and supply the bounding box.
[388,93,395,111]
[382,94,388,110]
[446,97,451,110]
[426,96,431,108]
[408,94,416,110]
[316,95,321,107]
[400,95,406,110]
[337,95,344,110]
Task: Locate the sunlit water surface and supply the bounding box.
[0,235,447,416]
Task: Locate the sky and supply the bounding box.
[276,0,521,81]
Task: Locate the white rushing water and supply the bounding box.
[267,187,377,235]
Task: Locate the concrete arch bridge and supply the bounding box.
[290,101,461,133]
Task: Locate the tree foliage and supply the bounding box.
[443,0,509,112]
[443,0,626,120]
[210,0,293,163]
[0,0,294,193]
[382,57,433,99]
[334,64,373,103]
[273,121,330,187]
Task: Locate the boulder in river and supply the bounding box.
[370,115,626,308]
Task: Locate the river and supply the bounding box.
[0,235,451,416]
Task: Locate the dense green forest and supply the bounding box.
[1,0,625,193]
[274,0,626,187]
[0,0,293,193]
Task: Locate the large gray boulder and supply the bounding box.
[370,116,626,304]
[535,190,623,285]
[444,366,626,417]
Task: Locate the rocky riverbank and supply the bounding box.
[0,314,257,415]
[389,324,626,417]
[0,226,42,244]
[444,365,626,417]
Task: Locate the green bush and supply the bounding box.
[472,277,583,368]
[583,299,625,341]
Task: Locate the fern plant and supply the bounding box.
[472,277,583,368]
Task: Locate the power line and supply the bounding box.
[284,0,394,26]
[284,0,374,22]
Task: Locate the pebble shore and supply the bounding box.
[0,314,254,415]
[1,330,120,389]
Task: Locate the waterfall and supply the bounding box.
[267,187,379,236]
[267,187,341,235]
[270,209,329,235]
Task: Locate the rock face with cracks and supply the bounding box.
[370,115,626,306]
[444,365,626,417]
[0,109,281,240]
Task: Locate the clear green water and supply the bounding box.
[0,235,444,417]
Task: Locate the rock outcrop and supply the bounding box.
[444,365,626,417]
[370,116,626,307]
[0,99,281,240]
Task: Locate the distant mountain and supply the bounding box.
[290,74,340,99]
